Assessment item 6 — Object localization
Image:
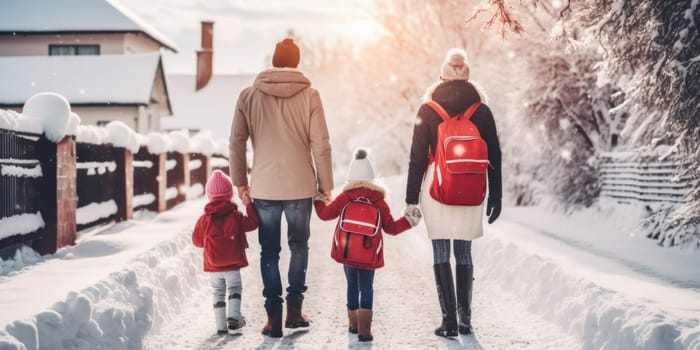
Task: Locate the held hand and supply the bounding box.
[313,192,329,203]
[403,204,422,227]
[242,194,252,205]
[237,185,250,203]
[486,197,501,224]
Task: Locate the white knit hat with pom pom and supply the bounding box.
[440,48,470,81]
[347,148,375,182]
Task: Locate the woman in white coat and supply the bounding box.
[404,49,502,337]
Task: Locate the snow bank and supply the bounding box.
[0,228,206,350]
[0,212,45,241]
[0,109,42,135]
[474,234,700,350]
[76,200,118,225]
[22,93,72,143]
[0,245,44,277]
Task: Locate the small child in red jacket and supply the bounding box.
[314,149,420,342]
[192,170,259,335]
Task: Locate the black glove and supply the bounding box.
[486,197,501,224]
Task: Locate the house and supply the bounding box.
[0,0,177,133]
[163,74,255,139]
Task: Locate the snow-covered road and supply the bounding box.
[142,210,581,350]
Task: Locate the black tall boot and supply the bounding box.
[433,263,458,337]
[456,264,474,335]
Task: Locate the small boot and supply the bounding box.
[433,263,458,337]
[213,302,227,335]
[356,309,373,342]
[285,299,311,328]
[262,304,283,338]
[227,293,245,331]
[348,309,358,334]
[456,265,474,335]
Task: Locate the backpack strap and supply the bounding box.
[461,102,482,121]
[425,101,451,122]
[426,100,482,122]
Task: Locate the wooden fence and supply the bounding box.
[0,127,230,257]
[599,155,691,204]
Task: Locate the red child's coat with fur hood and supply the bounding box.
[192,201,259,272]
[314,181,412,269]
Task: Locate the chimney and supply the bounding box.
[196,21,214,91]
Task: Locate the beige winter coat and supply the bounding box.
[229,68,333,200]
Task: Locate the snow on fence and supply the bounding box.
[0,93,233,256]
[0,128,44,248]
[599,154,691,204]
[74,142,131,231]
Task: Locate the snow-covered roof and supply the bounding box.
[0,54,163,106]
[0,0,177,52]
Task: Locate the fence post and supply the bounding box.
[154,153,167,212]
[113,147,133,221]
[34,136,77,254]
[178,152,190,204]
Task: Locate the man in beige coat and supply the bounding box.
[229,38,333,338]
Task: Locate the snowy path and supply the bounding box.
[3,178,699,349]
[143,205,581,349]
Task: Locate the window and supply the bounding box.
[49,45,100,56]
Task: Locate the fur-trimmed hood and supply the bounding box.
[423,80,488,105]
[341,180,387,202]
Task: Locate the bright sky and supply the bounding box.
[117,0,377,74]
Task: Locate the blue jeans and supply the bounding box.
[254,198,312,308]
[344,266,375,310]
[432,239,473,266]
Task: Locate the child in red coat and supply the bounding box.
[314,149,420,342]
[192,170,259,334]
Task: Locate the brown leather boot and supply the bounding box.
[348,309,358,334]
[285,299,311,328]
[261,304,283,338]
[356,309,373,342]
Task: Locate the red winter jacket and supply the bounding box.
[314,183,412,269]
[192,200,259,272]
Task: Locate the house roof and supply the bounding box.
[0,0,177,52]
[0,54,170,112]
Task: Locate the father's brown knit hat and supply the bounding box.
[272,38,300,68]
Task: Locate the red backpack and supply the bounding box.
[331,198,383,268]
[426,100,489,206]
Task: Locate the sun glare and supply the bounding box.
[347,19,383,43]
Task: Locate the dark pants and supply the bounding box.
[254,198,312,308]
[432,239,473,265]
[344,266,375,310]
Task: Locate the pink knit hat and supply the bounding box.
[206,170,234,201]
